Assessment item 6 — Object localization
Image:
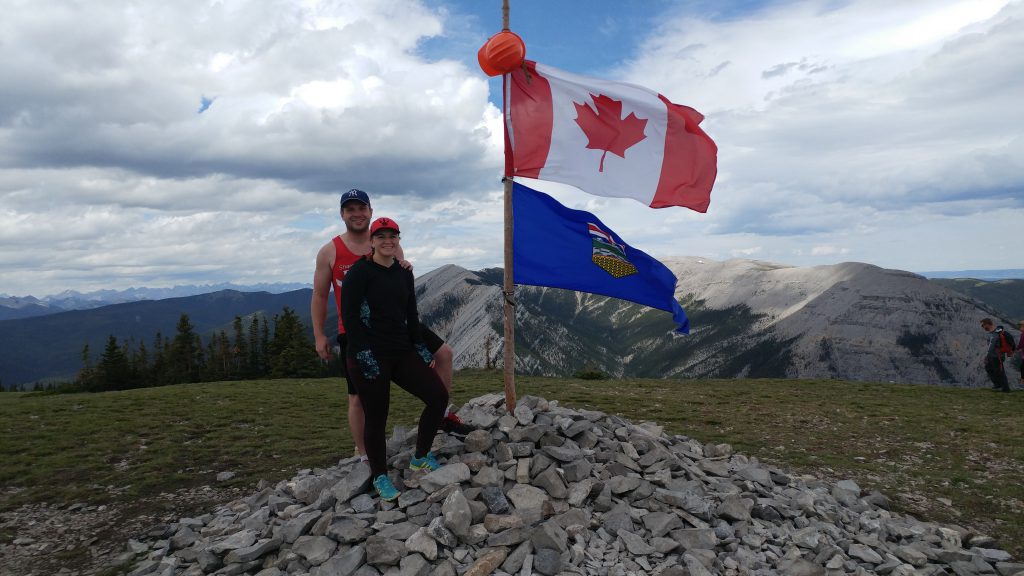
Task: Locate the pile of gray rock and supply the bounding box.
[121,394,1021,576]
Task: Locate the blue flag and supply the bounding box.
[512,182,689,334]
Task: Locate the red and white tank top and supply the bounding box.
[331,236,364,334]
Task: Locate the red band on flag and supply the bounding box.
[652,96,717,212]
[508,62,553,179]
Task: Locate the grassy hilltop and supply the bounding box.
[1,372,1022,569]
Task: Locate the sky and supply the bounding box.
[1,0,1021,297]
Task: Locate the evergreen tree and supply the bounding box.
[248,315,261,376]
[122,337,141,386]
[203,340,218,382]
[267,307,320,378]
[97,334,131,391]
[216,330,231,379]
[194,333,207,381]
[162,334,174,383]
[232,316,248,377]
[151,332,168,386]
[133,341,150,386]
[260,316,270,376]
[76,344,96,390]
[170,314,202,383]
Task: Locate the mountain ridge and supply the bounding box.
[0,282,312,320]
[414,258,1021,388]
[2,258,1021,388]
[2,267,1021,320]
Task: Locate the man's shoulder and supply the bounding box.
[336,233,370,262]
[315,237,337,265]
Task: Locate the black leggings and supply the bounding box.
[347,349,449,477]
[985,356,1009,390]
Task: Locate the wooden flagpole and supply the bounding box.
[501,0,517,412]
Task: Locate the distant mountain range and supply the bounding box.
[0,290,321,387]
[0,282,311,321]
[919,269,1024,281]
[1,260,1021,388]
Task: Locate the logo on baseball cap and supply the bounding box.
[340,188,371,207]
[370,217,400,236]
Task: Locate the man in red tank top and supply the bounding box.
[312,189,472,459]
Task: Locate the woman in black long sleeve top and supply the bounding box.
[341,217,448,501]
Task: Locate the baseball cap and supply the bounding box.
[370,217,400,236]
[340,188,371,207]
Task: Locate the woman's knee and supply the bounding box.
[431,381,449,409]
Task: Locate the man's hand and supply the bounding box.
[315,334,332,361]
[399,259,413,271]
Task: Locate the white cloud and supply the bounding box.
[0,0,1022,297]
[0,0,501,194]
[611,0,1024,269]
[0,0,509,296]
[731,247,762,257]
[810,245,849,256]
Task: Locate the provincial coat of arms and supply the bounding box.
[589,223,637,278]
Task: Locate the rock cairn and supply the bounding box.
[121,394,1021,576]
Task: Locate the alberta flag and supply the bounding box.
[506,61,717,212]
[512,182,689,334]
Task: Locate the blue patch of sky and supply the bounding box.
[419,0,780,106]
[420,1,665,72]
[198,95,214,114]
[417,0,671,107]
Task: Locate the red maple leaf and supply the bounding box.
[574,93,648,172]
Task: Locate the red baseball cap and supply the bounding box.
[370,217,400,236]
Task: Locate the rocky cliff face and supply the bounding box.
[415,259,1017,387]
[662,258,1011,387]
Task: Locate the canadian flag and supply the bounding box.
[505,61,717,212]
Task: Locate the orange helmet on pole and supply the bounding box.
[477,30,526,76]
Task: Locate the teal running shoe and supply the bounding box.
[409,452,441,471]
[373,474,400,501]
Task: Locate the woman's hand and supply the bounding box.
[356,349,380,380]
[415,343,434,365]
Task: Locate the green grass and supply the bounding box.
[1,372,1022,559]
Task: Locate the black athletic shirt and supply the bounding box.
[341,256,423,360]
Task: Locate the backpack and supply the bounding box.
[997,329,1016,356]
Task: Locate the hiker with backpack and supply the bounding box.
[980,318,1012,392]
[996,323,1019,390]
